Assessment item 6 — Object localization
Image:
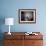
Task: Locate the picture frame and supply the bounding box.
[18,9,36,24]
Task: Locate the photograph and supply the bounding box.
[18,9,36,24]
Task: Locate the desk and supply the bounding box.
[4,32,43,46]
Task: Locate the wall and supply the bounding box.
[0,0,46,32]
[0,0,46,46]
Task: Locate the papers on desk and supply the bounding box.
[25,32,38,35]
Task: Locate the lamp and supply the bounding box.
[5,18,14,35]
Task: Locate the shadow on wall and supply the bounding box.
[0,16,5,46]
[0,15,5,32]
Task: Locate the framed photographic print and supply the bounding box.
[18,9,36,24]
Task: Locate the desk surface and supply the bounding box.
[4,32,43,40]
